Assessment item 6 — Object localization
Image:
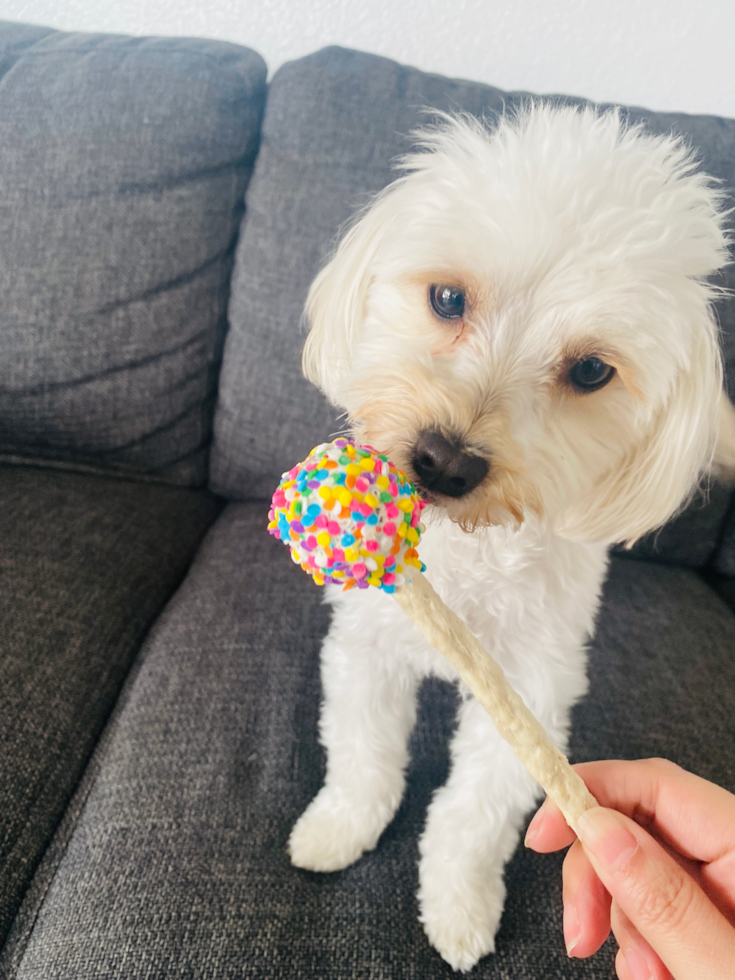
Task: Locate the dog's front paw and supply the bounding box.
[288,786,394,872]
[418,853,505,972]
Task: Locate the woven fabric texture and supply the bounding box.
[210,45,735,566]
[9,503,735,979]
[0,22,266,486]
[0,466,222,945]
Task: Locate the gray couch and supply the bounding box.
[1,21,735,980]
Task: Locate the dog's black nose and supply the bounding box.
[411,430,488,498]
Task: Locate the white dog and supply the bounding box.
[287,104,733,971]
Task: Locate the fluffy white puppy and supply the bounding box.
[288,104,732,971]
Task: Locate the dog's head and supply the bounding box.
[302,105,729,545]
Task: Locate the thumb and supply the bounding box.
[576,806,735,980]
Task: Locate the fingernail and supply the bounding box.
[524,801,548,846]
[576,807,639,871]
[563,903,581,957]
[622,945,653,980]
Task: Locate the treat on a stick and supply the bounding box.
[268,438,597,830]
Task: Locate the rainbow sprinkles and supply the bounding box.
[268,439,426,592]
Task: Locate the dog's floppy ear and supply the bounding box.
[557,120,731,547]
[559,317,724,546]
[302,199,392,405]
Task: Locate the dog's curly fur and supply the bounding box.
[288,104,732,971]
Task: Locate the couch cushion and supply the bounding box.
[0,465,222,945]
[0,22,266,486]
[569,559,735,774]
[615,480,732,568]
[6,504,735,979]
[210,45,735,566]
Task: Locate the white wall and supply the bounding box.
[1,0,734,117]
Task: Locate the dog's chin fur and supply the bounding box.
[288,104,734,971]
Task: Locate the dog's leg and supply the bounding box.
[289,627,419,872]
[418,693,550,972]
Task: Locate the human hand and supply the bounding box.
[524,759,735,980]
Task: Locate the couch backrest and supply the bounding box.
[0,23,266,487]
[210,45,735,567]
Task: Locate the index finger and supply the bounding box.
[526,759,735,864]
[577,804,735,980]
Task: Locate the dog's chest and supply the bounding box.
[328,516,609,691]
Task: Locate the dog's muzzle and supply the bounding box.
[411,429,489,498]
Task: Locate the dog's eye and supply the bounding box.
[568,357,615,392]
[429,284,465,320]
